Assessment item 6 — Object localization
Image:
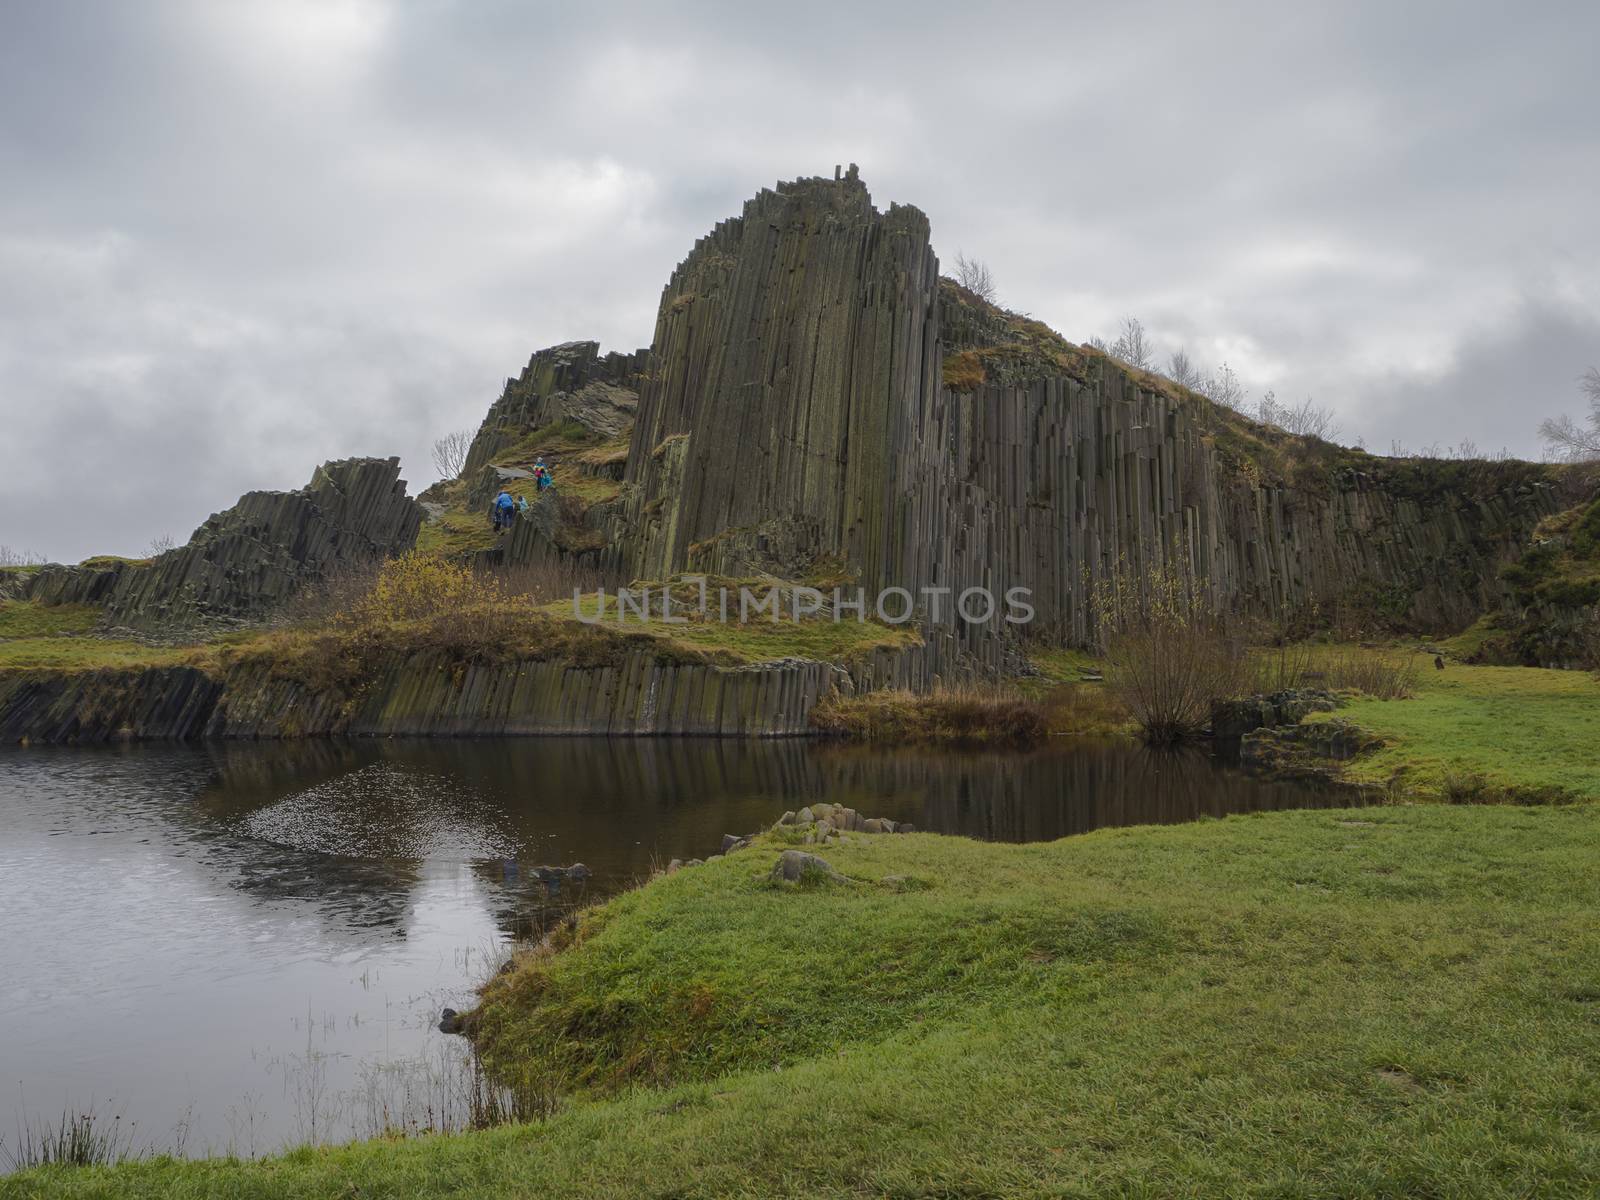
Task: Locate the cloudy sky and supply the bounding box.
[2,0,1597,563]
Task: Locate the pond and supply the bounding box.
[0,737,1352,1164]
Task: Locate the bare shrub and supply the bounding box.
[1092,555,1249,744]
[1167,348,1204,391]
[1108,316,1159,372]
[432,429,473,479]
[1200,363,1245,410]
[1255,391,1340,441]
[0,544,46,568]
[148,533,178,556]
[953,253,997,304]
[1539,367,1600,463]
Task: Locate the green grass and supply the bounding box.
[14,804,1600,1197]
[553,589,921,665]
[0,638,187,671]
[414,508,500,557]
[0,600,185,670]
[1312,661,1600,799]
[0,600,102,638]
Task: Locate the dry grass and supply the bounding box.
[1040,682,1132,736]
[1247,643,1419,699]
[810,684,1048,747]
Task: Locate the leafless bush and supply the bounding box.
[1201,362,1245,410]
[1167,348,1204,391]
[1108,316,1159,371]
[1254,391,1340,440]
[148,533,177,556]
[953,252,997,304]
[1539,367,1600,463]
[1092,555,1250,744]
[432,429,473,479]
[0,544,46,568]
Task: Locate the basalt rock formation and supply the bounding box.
[0,649,921,743]
[488,168,1574,663]
[23,457,422,634]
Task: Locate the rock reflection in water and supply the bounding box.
[1,735,1350,1163]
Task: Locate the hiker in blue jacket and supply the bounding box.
[493,488,515,532]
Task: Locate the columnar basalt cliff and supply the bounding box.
[460,340,648,509]
[0,649,936,743]
[23,457,422,633]
[529,169,1566,658]
[603,168,940,589]
[3,169,1591,744]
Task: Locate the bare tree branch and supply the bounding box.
[952,253,997,305]
[1539,367,1600,462]
[432,430,473,479]
[1255,391,1340,440]
[1108,316,1158,371]
[1167,349,1203,391]
[1200,362,1244,410]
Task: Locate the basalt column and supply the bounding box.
[613,169,941,589]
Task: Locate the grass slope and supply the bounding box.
[13,804,1600,1198]
[1315,661,1600,799]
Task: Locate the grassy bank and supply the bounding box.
[1313,660,1600,800]
[12,803,1600,1197]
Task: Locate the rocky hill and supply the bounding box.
[18,457,421,634]
[3,168,1594,743]
[463,168,1583,665]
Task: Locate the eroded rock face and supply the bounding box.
[546,170,1566,670]
[462,340,647,507]
[24,457,421,634]
[606,170,940,586]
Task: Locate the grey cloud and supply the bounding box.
[2,0,1597,561]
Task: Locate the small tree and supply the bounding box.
[1539,367,1600,462]
[148,534,177,556]
[1256,392,1339,440]
[432,430,472,479]
[0,545,45,568]
[1201,362,1245,410]
[1092,554,1249,745]
[1108,316,1158,371]
[1167,348,1203,391]
[953,253,997,305]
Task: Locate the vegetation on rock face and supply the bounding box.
[20,804,1600,1197]
[0,601,101,639]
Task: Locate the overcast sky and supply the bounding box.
[2,0,1597,563]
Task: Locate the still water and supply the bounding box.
[0,737,1349,1161]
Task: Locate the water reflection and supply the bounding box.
[0,736,1353,1161]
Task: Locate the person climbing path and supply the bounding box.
[493,487,515,532]
[534,456,552,491]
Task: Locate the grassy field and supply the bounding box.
[10,803,1600,1198]
[1312,660,1600,800]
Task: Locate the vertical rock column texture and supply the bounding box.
[27,457,425,633]
[615,172,940,587]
